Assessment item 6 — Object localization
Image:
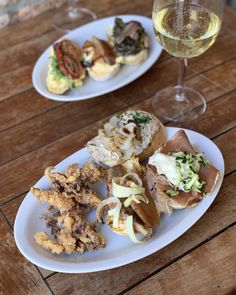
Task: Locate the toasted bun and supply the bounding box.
[106,215,128,236]
[107,158,160,227]
[139,119,166,161]
[116,49,148,65]
[88,58,120,81]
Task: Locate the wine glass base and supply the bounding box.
[52,6,97,33]
[152,85,207,122]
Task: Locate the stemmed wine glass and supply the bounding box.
[53,0,97,33]
[152,0,224,122]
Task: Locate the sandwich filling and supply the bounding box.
[112,18,149,56]
[149,151,209,196]
[87,110,162,167]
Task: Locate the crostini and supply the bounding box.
[47,39,86,94]
[82,36,121,81]
[87,110,166,167]
[108,18,149,65]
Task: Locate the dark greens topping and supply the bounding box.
[114,112,120,118]
[113,18,126,39]
[133,112,151,125]
[113,18,146,56]
[171,151,209,193]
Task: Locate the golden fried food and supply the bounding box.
[31,187,75,211]
[31,162,106,255]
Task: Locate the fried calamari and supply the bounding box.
[31,162,106,255]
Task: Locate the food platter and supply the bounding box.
[14,127,224,273]
[32,15,163,102]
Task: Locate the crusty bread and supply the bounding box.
[116,49,148,65]
[88,58,121,82]
[87,110,167,167]
[139,119,166,161]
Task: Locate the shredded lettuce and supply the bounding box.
[170,151,208,193]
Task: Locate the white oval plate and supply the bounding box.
[14,127,224,273]
[32,15,162,102]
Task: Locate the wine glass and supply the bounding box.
[152,0,224,122]
[53,0,97,33]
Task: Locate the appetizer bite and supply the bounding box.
[47,39,86,94]
[82,36,120,81]
[31,162,105,255]
[87,110,166,168]
[147,130,220,215]
[109,18,149,65]
[96,157,159,243]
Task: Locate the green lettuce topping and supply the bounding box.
[170,151,209,193]
[49,56,74,89]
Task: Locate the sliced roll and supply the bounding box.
[87,110,166,168]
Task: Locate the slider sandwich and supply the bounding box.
[87,110,166,168]
[108,18,150,65]
[47,39,86,94]
[82,36,120,81]
[96,158,159,243]
[147,130,220,215]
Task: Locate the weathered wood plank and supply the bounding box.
[214,128,236,176]
[223,5,236,38]
[125,225,236,295]
[0,195,54,279]
[0,64,33,102]
[0,30,62,76]
[0,90,62,132]
[0,212,52,295]
[125,226,236,295]
[187,32,236,74]
[46,172,236,295]
[202,58,236,93]
[170,91,236,139]
[0,94,127,166]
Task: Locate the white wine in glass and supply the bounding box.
[152,0,224,122]
[53,0,97,33]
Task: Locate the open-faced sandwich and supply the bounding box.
[96,157,159,243]
[147,130,220,215]
[108,18,149,65]
[47,39,86,94]
[82,36,121,81]
[87,110,166,168]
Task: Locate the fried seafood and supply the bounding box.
[31,162,106,255]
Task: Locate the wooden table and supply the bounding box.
[0,1,236,294]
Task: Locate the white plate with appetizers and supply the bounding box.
[14,127,224,273]
[32,15,163,102]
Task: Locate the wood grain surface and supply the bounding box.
[125,225,236,295]
[0,1,236,294]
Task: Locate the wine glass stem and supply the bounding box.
[176,57,186,102]
[68,0,79,18]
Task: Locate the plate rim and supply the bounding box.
[14,127,225,273]
[32,14,163,102]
